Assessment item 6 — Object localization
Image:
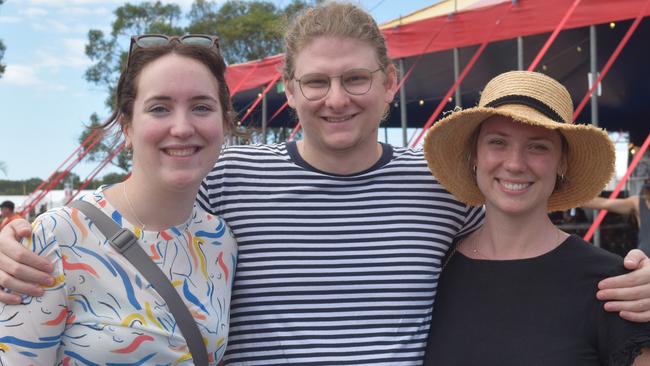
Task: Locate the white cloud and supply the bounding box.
[22,7,48,17]
[61,38,93,68]
[1,63,69,92]
[27,0,197,8]
[31,38,92,70]
[0,16,21,24]
[44,19,72,32]
[28,0,123,5]
[59,6,111,16]
[2,64,41,86]
[30,19,91,34]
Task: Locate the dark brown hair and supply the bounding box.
[101,40,236,136]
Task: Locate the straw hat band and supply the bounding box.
[483,94,566,124]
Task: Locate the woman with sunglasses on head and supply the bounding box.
[0,35,236,365]
[423,71,650,365]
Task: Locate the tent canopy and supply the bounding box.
[226,0,650,144]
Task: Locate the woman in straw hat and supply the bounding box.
[422,71,650,365]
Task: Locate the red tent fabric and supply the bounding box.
[225,54,284,95]
[224,0,650,94]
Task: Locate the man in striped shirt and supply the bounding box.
[197,3,650,365]
[1,2,650,366]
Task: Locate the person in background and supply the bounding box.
[583,182,650,256]
[2,3,650,365]
[0,200,21,230]
[423,70,650,365]
[0,34,237,365]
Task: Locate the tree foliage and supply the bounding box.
[0,178,43,195]
[78,113,131,172]
[85,1,184,108]
[0,0,6,77]
[0,173,128,195]
[187,0,311,64]
[82,0,315,172]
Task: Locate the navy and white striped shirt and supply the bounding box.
[198,142,483,366]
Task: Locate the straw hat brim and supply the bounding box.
[423,104,615,212]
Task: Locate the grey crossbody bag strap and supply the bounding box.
[68,200,209,366]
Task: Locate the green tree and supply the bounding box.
[85,1,184,108]
[54,172,81,190]
[0,0,6,77]
[0,178,44,195]
[187,0,314,64]
[78,113,131,172]
[100,172,129,185]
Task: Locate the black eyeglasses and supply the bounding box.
[125,34,220,72]
[293,68,384,101]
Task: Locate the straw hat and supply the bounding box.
[423,70,615,212]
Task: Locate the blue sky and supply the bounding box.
[0,0,437,181]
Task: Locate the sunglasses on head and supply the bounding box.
[125,34,220,72]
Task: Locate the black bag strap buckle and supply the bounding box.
[110,229,139,254]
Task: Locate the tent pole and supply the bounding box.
[453,48,462,108]
[262,90,268,144]
[589,25,599,128]
[399,58,408,147]
[517,37,524,70]
[590,24,601,247]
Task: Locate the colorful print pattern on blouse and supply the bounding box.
[0,189,237,365]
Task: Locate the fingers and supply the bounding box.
[600,293,650,323]
[0,289,23,305]
[598,270,647,291]
[598,281,650,301]
[0,220,54,275]
[0,253,52,293]
[603,297,650,312]
[0,271,44,297]
[597,260,650,324]
[620,309,650,323]
[6,219,33,240]
[599,254,650,291]
[0,219,54,297]
[622,249,649,270]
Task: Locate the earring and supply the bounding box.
[472,165,477,174]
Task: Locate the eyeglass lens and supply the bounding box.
[134,35,170,48]
[298,68,378,100]
[134,35,216,48]
[180,35,216,47]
